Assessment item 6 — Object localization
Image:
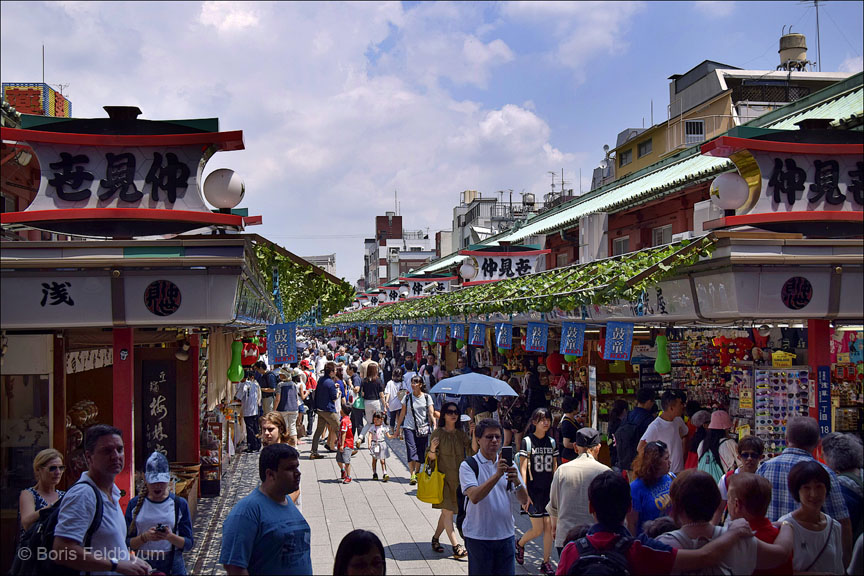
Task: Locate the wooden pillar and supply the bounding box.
[807,319,831,422]
[113,327,134,508]
[52,332,67,489]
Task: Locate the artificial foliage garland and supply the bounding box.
[254,242,354,322]
[324,235,716,325]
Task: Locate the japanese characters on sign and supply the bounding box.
[524,322,549,353]
[406,280,450,297]
[477,256,537,282]
[144,280,182,317]
[432,325,447,344]
[141,360,176,463]
[560,323,586,356]
[409,324,421,340]
[469,323,486,347]
[781,276,813,311]
[817,366,831,435]
[29,143,209,211]
[767,157,863,208]
[267,323,297,364]
[385,289,401,303]
[603,322,634,361]
[420,324,433,342]
[451,324,465,342]
[495,323,513,350]
[41,281,75,307]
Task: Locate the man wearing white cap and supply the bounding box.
[125,452,195,575]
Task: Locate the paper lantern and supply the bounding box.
[546,352,565,375]
[654,335,671,375]
[456,340,465,349]
[203,168,245,209]
[228,340,244,382]
[564,354,577,362]
[241,341,259,366]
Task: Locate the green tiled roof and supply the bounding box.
[763,84,864,130]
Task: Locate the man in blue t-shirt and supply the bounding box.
[220,444,311,575]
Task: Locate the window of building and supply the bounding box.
[652,224,673,246]
[619,149,632,167]
[637,139,653,158]
[684,120,705,145]
[612,236,629,256]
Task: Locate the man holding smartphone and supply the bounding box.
[459,418,529,576]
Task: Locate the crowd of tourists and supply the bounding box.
[11,334,863,575]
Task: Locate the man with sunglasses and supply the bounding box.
[713,435,764,525]
[459,418,529,575]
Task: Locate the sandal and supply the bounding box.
[431,537,444,553]
[452,544,467,559]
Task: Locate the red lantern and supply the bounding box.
[241,341,259,366]
[546,352,565,376]
[256,336,267,355]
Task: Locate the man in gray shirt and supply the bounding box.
[54,425,150,575]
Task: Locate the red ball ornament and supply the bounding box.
[241,341,259,366]
[546,352,565,375]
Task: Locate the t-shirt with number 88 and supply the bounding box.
[519,434,558,490]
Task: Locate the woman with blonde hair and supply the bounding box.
[18,448,66,538]
[259,411,302,507]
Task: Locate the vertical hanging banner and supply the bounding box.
[432,325,447,343]
[420,324,433,342]
[560,323,586,356]
[603,322,634,361]
[408,324,420,340]
[369,325,378,336]
[451,323,465,342]
[267,323,297,364]
[141,359,177,464]
[469,323,486,347]
[495,323,513,350]
[817,366,831,434]
[525,322,549,353]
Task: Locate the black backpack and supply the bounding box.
[614,412,653,471]
[455,456,480,539]
[566,536,633,576]
[10,481,104,576]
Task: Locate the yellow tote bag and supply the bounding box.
[416,457,445,505]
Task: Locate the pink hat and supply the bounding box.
[708,410,732,430]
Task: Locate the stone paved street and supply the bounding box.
[185,431,553,575]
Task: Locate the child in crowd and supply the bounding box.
[333,529,386,576]
[726,472,793,575]
[642,516,677,539]
[337,405,355,484]
[359,411,395,482]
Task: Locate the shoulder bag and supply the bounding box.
[416,455,445,505]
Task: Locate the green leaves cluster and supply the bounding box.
[324,235,716,325]
[254,242,354,322]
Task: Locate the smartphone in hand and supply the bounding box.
[501,446,513,466]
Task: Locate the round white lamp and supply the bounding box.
[203,169,245,209]
[459,261,476,281]
[709,172,749,212]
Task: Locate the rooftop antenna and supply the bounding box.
[560,168,569,196]
[547,171,557,198]
[42,44,45,85]
[394,190,398,214]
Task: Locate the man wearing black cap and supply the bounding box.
[546,427,611,556]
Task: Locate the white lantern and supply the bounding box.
[399,286,410,297]
[203,169,246,209]
[459,261,476,281]
[710,172,750,211]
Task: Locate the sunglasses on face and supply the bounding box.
[445,409,459,415]
[47,465,66,472]
[483,434,501,441]
[739,452,761,460]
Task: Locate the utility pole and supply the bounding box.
[815,0,821,72]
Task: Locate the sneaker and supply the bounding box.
[409,473,417,485]
[372,473,379,481]
[540,561,555,576]
[382,474,389,482]
[309,453,324,460]
[515,541,525,565]
[343,476,352,484]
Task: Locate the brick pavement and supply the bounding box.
[185,432,555,575]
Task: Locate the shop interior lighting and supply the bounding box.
[836,325,864,332]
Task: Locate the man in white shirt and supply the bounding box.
[235,373,261,452]
[54,425,151,575]
[639,390,689,474]
[547,427,611,555]
[460,419,529,576]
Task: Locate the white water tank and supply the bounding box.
[779,33,808,71]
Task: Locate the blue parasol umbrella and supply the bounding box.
[429,372,518,398]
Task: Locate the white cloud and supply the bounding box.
[692,1,736,18]
[199,1,260,33]
[839,55,864,74]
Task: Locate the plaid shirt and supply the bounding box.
[757,447,849,521]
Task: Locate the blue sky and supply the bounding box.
[2,1,862,283]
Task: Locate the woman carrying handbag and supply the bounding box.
[424,401,477,559]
